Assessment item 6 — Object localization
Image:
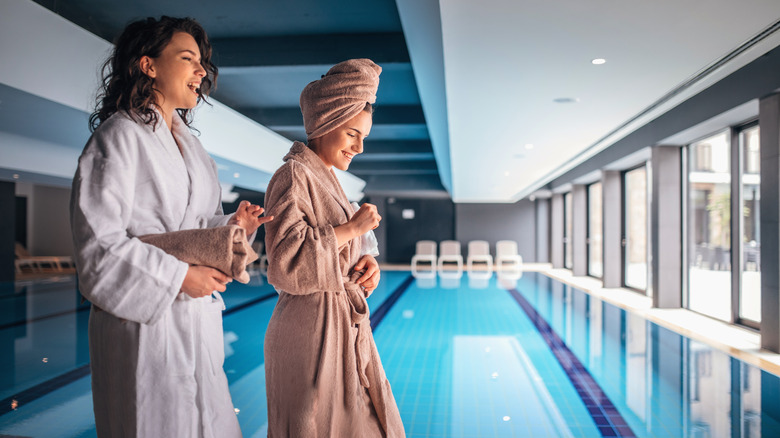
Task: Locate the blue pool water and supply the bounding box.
[1,271,779,437]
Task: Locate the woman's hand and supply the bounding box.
[334,203,380,247]
[229,200,274,237]
[354,255,380,295]
[181,265,232,298]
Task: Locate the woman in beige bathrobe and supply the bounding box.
[264,59,405,437]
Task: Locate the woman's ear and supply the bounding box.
[139,56,155,78]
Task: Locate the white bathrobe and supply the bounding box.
[71,111,242,437]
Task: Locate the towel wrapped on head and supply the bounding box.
[139,225,258,284]
[300,58,382,140]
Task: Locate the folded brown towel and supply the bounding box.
[139,225,258,284]
[299,58,381,140]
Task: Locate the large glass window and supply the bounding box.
[688,131,731,321]
[624,166,648,291]
[740,125,760,324]
[588,182,603,278]
[564,192,573,269]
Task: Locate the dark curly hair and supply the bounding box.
[89,16,218,131]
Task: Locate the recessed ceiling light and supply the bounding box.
[553,97,579,104]
[12,174,19,179]
[233,172,240,178]
[524,143,534,150]
[503,171,510,177]
[592,58,606,65]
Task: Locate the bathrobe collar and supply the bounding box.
[285,141,353,218]
[150,110,211,230]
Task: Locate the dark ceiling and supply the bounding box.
[32,0,444,196]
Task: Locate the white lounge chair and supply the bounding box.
[466,240,493,273]
[411,240,437,278]
[496,240,523,277]
[437,240,463,276]
[15,243,73,273]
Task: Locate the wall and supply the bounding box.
[382,197,455,264]
[0,181,14,281]
[536,198,550,263]
[455,200,537,262]
[30,185,73,257]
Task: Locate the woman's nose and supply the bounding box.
[195,63,206,78]
[353,139,363,154]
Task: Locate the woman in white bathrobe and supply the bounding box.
[71,17,269,437]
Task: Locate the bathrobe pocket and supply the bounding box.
[166,301,197,376]
[203,296,226,376]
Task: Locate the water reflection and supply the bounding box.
[517,273,780,437]
[451,335,574,437]
[467,271,491,289]
[0,277,89,401]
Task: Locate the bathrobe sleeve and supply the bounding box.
[71,123,188,325]
[204,159,260,244]
[206,159,231,228]
[264,161,344,294]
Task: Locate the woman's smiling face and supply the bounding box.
[310,109,373,171]
[142,32,207,116]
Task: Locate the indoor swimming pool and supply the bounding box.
[1,270,778,437]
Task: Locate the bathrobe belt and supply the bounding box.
[343,274,371,388]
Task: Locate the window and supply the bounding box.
[624,166,648,291]
[564,192,573,269]
[588,182,603,278]
[740,125,760,324]
[687,131,731,321]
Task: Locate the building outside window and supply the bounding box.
[588,182,603,278]
[687,131,731,321]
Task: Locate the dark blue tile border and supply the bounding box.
[370,274,414,331]
[0,364,91,416]
[0,305,91,331]
[0,274,409,418]
[222,292,278,316]
[507,288,636,438]
[0,289,279,418]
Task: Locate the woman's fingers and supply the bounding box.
[211,269,232,284]
[352,203,381,235]
[182,266,232,298]
[256,215,274,225]
[355,255,380,285]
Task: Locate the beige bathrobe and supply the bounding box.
[264,142,404,437]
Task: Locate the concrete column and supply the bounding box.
[551,194,564,269]
[760,93,780,352]
[572,185,588,276]
[651,146,682,308]
[0,181,15,282]
[602,171,623,288]
[535,198,550,263]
